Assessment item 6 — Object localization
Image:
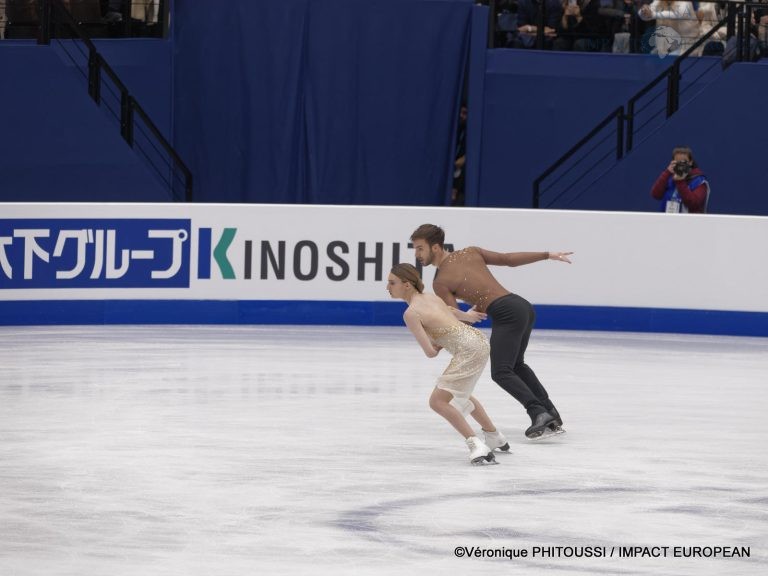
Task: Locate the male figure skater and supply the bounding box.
[410,224,573,439]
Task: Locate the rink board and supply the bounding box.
[0,203,766,335]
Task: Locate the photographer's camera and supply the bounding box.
[673,161,690,177]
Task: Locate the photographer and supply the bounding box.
[650,146,710,213]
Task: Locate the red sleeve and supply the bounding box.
[675,179,707,213]
[650,170,671,200]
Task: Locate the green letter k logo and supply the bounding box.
[213,228,237,279]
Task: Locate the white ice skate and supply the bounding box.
[483,429,510,452]
[466,436,497,465]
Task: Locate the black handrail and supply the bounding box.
[533,106,623,208]
[531,8,743,209]
[39,0,193,202]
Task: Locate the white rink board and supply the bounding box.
[0,203,766,314]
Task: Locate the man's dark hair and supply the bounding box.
[410,224,445,248]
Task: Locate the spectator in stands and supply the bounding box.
[638,1,700,56]
[493,0,521,48]
[557,0,606,51]
[722,6,765,66]
[620,0,656,53]
[756,4,768,53]
[697,0,727,56]
[103,0,160,37]
[650,146,710,213]
[515,0,564,49]
[556,0,630,52]
[596,0,633,52]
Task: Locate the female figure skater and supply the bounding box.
[387,263,508,465]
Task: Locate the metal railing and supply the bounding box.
[530,2,766,209]
[38,0,192,201]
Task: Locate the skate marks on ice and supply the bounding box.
[333,482,766,574]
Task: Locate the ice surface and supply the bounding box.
[1,326,766,575]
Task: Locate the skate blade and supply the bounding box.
[527,428,564,441]
[493,443,511,452]
[471,453,498,466]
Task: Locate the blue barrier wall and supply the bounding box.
[171,0,474,205]
[475,50,768,215]
[0,41,172,202]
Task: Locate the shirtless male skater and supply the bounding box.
[410,224,573,439]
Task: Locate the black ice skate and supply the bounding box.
[546,407,566,436]
[525,411,557,440]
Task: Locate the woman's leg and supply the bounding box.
[468,395,497,433]
[429,387,474,438]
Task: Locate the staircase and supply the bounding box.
[39,0,192,201]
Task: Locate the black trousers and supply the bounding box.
[486,293,553,416]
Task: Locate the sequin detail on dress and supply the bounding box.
[425,323,490,400]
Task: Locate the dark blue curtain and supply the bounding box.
[173,0,473,204]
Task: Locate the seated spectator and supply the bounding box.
[650,146,710,213]
[103,0,160,37]
[597,0,632,49]
[494,0,521,48]
[623,0,656,53]
[756,5,768,54]
[638,1,700,56]
[557,0,631,52]
[558,0,609,51]
[722,8,765,67]
[515,0,564,49]
[697,1,727,56]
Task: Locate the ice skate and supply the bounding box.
[466,436,497,465]
[546,407,566,436]
[483,429,510,452]
[524,411,557,440]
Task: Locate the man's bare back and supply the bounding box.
[433,247,510,313]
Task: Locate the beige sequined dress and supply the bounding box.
[426,322,490,400]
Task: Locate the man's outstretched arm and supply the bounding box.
[473,247,573,267]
